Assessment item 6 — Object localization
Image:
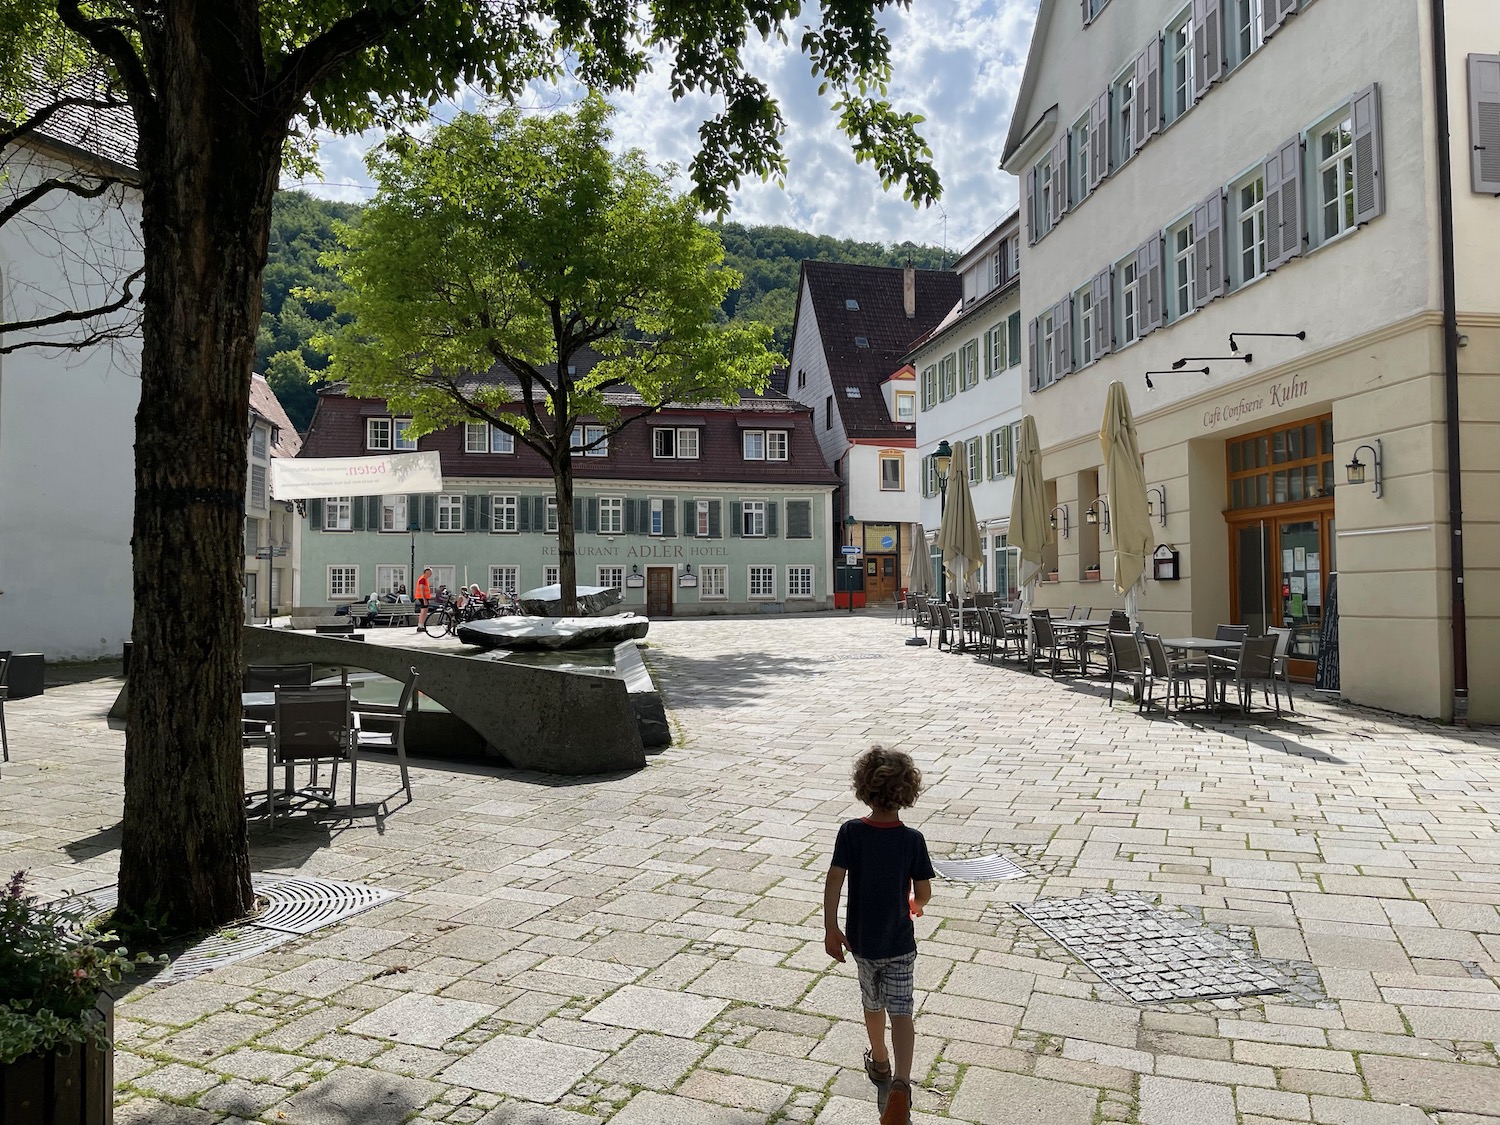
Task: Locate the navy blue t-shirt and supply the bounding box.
[830,818,935,960]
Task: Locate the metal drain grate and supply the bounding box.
[49,875,401,983]
[931,854,1028,881]
[1016,892,1285,1004]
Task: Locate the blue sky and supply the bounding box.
[289,1,1039,254]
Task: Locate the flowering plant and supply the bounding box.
[0,872,156,1064]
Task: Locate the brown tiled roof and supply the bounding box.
[300,389,839,487]
[17,68,137,174]
[250,373,303,459]
[902,274,1019,361]
[798,261,960,441]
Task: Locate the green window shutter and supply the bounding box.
[1008,311,1022,366]
[309,498,324,528]
[625,497,638,534]
[984,331,993,380]
[787,499,811,539]
[586,497,598,533]
[766,501,779,538]
[479,495,491,530]
[985,432,995,479]
[465,494,478,531]
[367,496,382,529]
[663,499,676,537]
[574,497,585,531]
[518,495,532,532]
[730,501,741,537]
[709,499,722,539]
[535,496,547,530]
[421,495,436,531]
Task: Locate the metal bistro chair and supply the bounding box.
[1030,611,1079,678]
[0,650,11,774]
[350,668,420,803]
[979,608,1005,664]
[1266,627,1297,714]
[1143,633,1211,716]
[1079,610,1129,676]
[933,603,956,653]
[243,663,314,693]
[1215,624,1249,642]
[1207,633,1281,717]
[264,685,355,825]
[1106,630,1151,710]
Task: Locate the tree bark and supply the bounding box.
[552,449,579,616]
[114,12,283,934]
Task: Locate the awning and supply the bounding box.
[270,451,444,499]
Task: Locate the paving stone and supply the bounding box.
[678,1069,792,1112]
[279,1066,441,1124]
[195,1076,286,1117]
[1399,1005,1500,1043]
[1363,1055,1500,1112]
[610,1091,766,1125]
[295,924,411,960]
[581,984,728,1038]
[347,991,495,1047]
[129,1061,222,1099]
[592,1033,709,1090]
[259,956,376,997]
[439,1034,604,1102]
[211,1047,304,1082]
[474,1104,601,1125]
[1139,1075,1236,1125]
[1021,993,1141,1049]
[688,960,817,1006]
[122,981,253,1026]
[949,1067,1098,1124]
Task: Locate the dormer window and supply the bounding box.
[845,387,862,398]
[845,299,860,310]
[854,336,869,348]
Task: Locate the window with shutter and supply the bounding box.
[1090,92,1110,190]
[1071,113,1092,203]
[1351,84,1384,225]
[1134,39,1161,151]
[518,495,532,532]
[421,494,436,531]
[1076,283,1096,367]
[1093,267,1113,358]
[1008,312,1022,366]
[709,499,722,538]
[729,501,741,537]
[1026,168,1038,245]
[1263,0,1297,39]
[1264,135,1304,268]
[1470,55,1500,194]
[1191,0,1223,101]
[1167,11,1196,121]
[766,501,778,538]
[1051,138,1069,223]
[787,499,812,539]
[1142,235,1165,335]
[986,431,996,479]
[663,499,677,537]
[1028,317,1041,392]
[1192,191,1227,306]
[1230,0,1264,66]
[464,494,478,531]
[1054,298,1073,378]
[309,497,325,529]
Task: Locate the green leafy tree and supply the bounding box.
[14,0,938,936]
[326,100,780,613]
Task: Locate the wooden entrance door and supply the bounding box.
[866,555,899,603]
[646,567,674,617]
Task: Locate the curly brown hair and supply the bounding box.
[851,745,923,811]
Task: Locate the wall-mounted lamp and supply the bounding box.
[1144,368,1207,389]
[1345,438,1384,498]
[1173,354,1252,370]
[1147,485,1168,527]
[1048,504,1070,539]
[1085,495,1111,534]
[1228,330,1305,353]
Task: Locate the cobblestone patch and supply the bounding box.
[1017,893,1286,1003]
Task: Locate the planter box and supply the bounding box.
[0,997,113,1124]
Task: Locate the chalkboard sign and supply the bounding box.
[1315,572,1340,693]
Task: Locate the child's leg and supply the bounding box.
[863,1007,889,1064]
[890,1014,915,1081]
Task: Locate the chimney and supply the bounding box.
[903,259,916,318]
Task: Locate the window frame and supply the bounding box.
[786,565,815,599]
[1071,112,1093,203]
[324,496,352,531]
[1113,65,1137,169]
[366,417,392,451]
[879,454,904,492]
[676,427,700,459]
[921,364,937,410]
[1034,151,1055,238]
[328,565,359,600]
[1232,167,1269,287]
[966,438,983,486]
[380,494,407,533]
[491,493,518,533]
[743,429,766,460]
[436,492,464,533]
[741,499,767,538]
[1039,309,1058,388]
[766,430,788,461]
[650,497,665,536]
[1229,0,1265,69]
[1118,255,1142,347]
[464,422,487,453]
[895,391,915,422]
[375,564,407,597]
[544,564,560,586]
[1166,8,1195,123]
[986,323,1006,378]
[392,418,418,451]
[1312,107,1357,246]
[700,564,729,599]
[748,564,777,600]
[959,339,980,390]
[1167,214,1197,321]
[598,496,625,535]
[1076,283,1097,367]
[545,497,558,533]
[490,427,514,454]
[696,498,711,538]
[584,424,609,457]
[939,352,957,401]
[598,565,625,590]
[489,565,519,594]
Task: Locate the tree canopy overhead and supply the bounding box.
[326,97,781,611]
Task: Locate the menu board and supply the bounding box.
[1315,572,1340,693]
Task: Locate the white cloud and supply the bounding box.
[286,1,1039,249]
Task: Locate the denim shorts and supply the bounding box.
[853,950,917,1017]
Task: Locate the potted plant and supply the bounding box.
[1,872,159,1124]
[1084,564,1101,582]
[1046,569,1059,582]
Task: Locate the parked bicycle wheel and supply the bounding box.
[421,606,453,636]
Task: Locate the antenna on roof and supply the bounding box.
[935,203,948,262]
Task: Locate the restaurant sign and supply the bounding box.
[1202,374,1310,431]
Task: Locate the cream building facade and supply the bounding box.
[1002,0,1500,722]
[910,212,1025,600]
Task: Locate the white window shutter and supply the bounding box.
[1134,39,1161,151]
[1051,139,1068,223]
[1090,92,1111,189]
[1026,168,1038,244]
[1470,55,1500,194]
[1193,191,1226,307]
[1191,0,1223,101]
[1264,135,1304,268]
[1352,84,1385,224]
[1264,0,1299,39]
[1137,236,1165,335]
[1029,317,1041,391]
[1055,297,1074,377]
[1093,267,1113,358]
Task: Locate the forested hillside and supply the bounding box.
[260,191,948,431]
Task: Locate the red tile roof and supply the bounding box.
[301,388,839,487]
[249,374,304,459]
[796,261,961,441]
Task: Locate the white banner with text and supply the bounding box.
[270,451,444,499]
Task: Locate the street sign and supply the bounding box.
[840,545,862,556]
[880,535,894,549]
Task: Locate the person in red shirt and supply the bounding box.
[414,567,433,631]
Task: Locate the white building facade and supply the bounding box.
[1002,0,1500,721]
[243,373,303,622]
[910,213,1026,600]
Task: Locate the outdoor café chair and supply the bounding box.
[1106,631,1151,709]
[1207,633,1281,717]
[1030,611,1079,678]
[244,663,314,693]
[1266,627,1297,714]
[351,667,420,802]
[980,608,1005,664]
[1077,610,1129,675]
[933,604,956,652]
[1214,624,1249,642]
[1075,606,1093,620]
[1142,633,1210,715]
[263,685,355,825]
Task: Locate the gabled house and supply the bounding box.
[243,373,304,621]
[785,261,961,603]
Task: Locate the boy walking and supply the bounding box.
[824,746,934,1125]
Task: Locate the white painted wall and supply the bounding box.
[1011,0,1433,449]
[0,143,141,659]
[844,444,918,524]
[786,277,847,470]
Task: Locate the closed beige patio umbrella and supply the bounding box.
[1100,380,1154,626]
[904,522,935,645]
[937,439,984,649]
[1007,415,1053,607]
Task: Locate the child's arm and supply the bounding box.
[910,878,933,917]
[823,866,847,962]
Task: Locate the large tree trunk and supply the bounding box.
[553,451,579,615]
[115,17,281,934]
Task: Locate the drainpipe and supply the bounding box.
[1430,0,1469,724]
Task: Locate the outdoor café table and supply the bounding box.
[1161,638,1243,711]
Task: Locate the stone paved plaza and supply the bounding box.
[5,611,1500,1125]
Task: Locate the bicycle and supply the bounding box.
[419,596,456,637]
